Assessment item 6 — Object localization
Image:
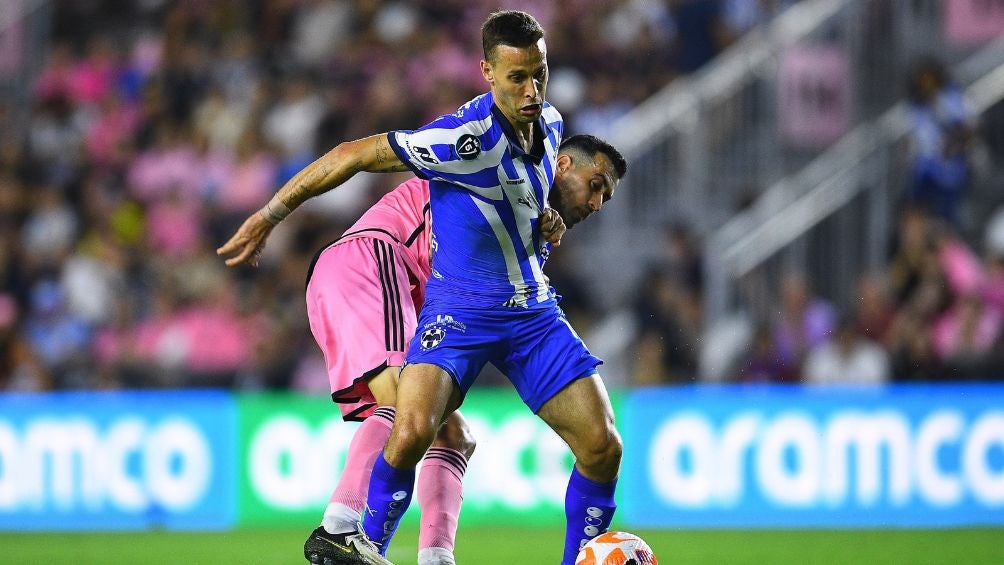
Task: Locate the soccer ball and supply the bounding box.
[575,531,658,565]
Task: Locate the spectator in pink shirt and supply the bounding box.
[983,206,1004,314]
[127,125,203,203]
[215,129,277,215]
[145,188,202,259]
[84,91,142,169]
[933,294,1000,365]
[35,42,76,102]
[68,36,117,106]
[930,232,1003,374]
[191,132,235,201]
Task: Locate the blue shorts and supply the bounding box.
[406,302,602,413]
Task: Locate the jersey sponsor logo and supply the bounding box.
[456,134,481,160]
[424,314,467,332]
[414,146,439,164]
[420,327,446,349]
[505,178,526,185]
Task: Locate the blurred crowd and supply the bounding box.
[668,203,1004,386]
[625,53,1004,386]
[8,1,997,393]
[0,0,800,392]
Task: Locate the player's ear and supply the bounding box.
[556,153,572,173]
[481,59,494,84]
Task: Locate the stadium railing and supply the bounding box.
[699,36,1004,379]
[0,0,52,141]
[575,0,992,311]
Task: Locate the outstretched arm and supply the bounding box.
[217,134,408,267]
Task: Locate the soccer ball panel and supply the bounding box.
[574,531,659,565]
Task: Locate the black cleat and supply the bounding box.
[303,526,395,565]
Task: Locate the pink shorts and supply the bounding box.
[306,237,418,421]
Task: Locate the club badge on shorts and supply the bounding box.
[420,327,447,350]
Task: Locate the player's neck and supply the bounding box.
[515,123,533,152]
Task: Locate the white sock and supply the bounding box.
[418,547,456,565]
[321,502,360,534]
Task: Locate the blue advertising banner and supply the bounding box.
[3,385,1003,531]
[0,391,237,530]
[621,385,1004,527]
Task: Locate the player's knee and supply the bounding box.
[576,426,622,482]
[595,428,623,476]
[387,415,440,466]
[436,415,476,459]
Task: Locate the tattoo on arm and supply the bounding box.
[376,137,391,164]
[272,138,391,211]
[284,162,333,207]
[373,137,409,172]
[289,183,308,205]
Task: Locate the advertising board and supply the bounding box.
[622,386,1004,527]
[0,391,236,530]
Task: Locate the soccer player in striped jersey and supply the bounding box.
[218,10,627,565]
[283,134,622,565]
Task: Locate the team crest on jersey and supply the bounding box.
[420,328,446,350]
[456,134,480,160]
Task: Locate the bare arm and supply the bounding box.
[280,134,409,211]
[217,134,408,267]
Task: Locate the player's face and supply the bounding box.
[482,39,549,128]
[550,152,618,229]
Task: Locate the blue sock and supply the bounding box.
[562,467,617,565]
[362,452,416,555]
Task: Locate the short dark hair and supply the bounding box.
[481,10,544,64]
[559,134,628,179]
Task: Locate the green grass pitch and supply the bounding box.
[1,526,1001,564]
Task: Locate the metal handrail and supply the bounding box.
[0,0,52,141]
[704,36,1004,326]
[573,0,858,316]
[0,0,49,31]
[607,0,849,159]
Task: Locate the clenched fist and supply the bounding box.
[539,208,565,247]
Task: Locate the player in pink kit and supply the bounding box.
[303,176,471,565]
[307,175,434,423]
[219,134,624,565]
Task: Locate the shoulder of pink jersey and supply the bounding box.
[396,176,430,196]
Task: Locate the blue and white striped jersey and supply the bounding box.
[387,92,564,310]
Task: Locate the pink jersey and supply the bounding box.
[339,177,432,290]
